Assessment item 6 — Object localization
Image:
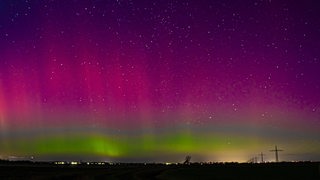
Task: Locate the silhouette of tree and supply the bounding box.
[184,155,191,164]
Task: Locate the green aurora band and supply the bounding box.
[1,127,319,162]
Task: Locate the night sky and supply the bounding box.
[0,0,320,163]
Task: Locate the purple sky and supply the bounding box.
[0,0,319,162]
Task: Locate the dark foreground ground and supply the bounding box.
[0,161,319,180]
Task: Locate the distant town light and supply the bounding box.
[54,161,65,165]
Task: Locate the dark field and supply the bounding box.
[0,161,319,180]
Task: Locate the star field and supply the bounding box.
[0,0,320,162]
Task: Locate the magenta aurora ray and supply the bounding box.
[0,0,320,162]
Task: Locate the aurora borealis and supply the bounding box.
[0,0,320,162]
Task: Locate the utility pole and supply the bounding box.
[270,145,283,162]
[260,152,265,163]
